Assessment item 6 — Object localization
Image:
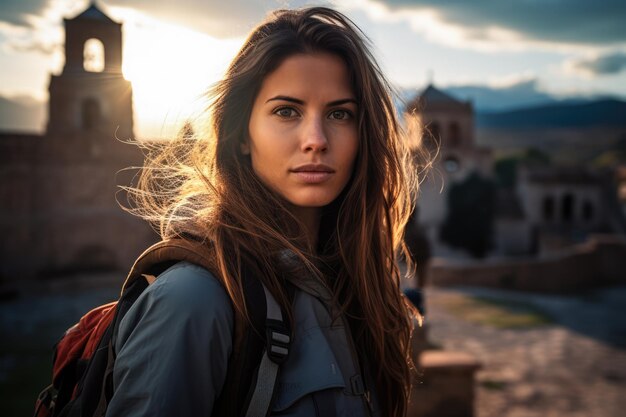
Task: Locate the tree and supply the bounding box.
[494,147,551,187]
[440,171,496,258]
[178,121,195,140]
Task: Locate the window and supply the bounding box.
[84,38,105,72]
[582,200,594,222]
[543,196,554,221]
[443,156,460,173]
[449,122,461,147]
[562,193,574,222]
[82,98,100,129]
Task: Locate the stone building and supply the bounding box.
[492,187,530,255]
[48,4,133,139]
[405,85,493,256]
[405,85,621,258]
[0,4,155,280]
[515,164,610,254]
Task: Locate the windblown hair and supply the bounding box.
[126,7,424,416]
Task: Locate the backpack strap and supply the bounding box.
[244,284,291,417]
[120,238,251,382]
[121,238,217,294]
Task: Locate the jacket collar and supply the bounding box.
[277,249,334,303]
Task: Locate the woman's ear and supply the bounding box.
[240,131,251,155]
[240,140,250,155]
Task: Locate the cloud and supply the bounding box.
[5,0,624,45]
[8,40,59,54]
[107,0,321,38]
[1,0,325,39]
[572,52,626,76]
[0,0,73,57]
[106,0,266,38]
[495,77,539,91]
[356,0,626,47]
[0,0,51,27]
[0,21,62,57]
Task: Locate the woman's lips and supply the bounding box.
[290,164,335,183]
[291,171,333,183]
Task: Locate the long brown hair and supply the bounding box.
[126,7,422,416]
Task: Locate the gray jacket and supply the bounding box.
[105,261,381,417]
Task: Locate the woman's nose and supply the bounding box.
[301,117,328,153]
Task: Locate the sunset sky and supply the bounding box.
[1,0,625,138]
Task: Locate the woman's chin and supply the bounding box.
[286,194,339,209]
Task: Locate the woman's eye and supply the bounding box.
[329,109,352,120]
[275,107,298,118]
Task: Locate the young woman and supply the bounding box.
[110,6,421,417]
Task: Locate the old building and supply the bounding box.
[0,4,155,280]
[405,85,622,258]
[405,85,493,256]
[515,164,612,254]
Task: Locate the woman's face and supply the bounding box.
[246,52,359,212]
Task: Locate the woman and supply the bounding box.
[112,6,421,417]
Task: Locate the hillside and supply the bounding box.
[476,99,626,129]
[0,95,45,133]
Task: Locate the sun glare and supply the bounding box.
[112,7,244,139]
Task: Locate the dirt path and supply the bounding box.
[425,287,626,417]
[0,274,120,417]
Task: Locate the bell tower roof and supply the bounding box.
[69,2,117,24]
[406,83,473,115]
[419,84,463,104]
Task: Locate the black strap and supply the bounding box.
[244,283,291,417]
[312,390,339,417]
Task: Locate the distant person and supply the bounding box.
[107,7,423,417]
[403,207,431,316]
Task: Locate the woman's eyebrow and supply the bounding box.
[327,98,357,106]
[266,95,304,105]
[265,95,357,106]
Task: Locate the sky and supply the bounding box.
[1,0,625,138]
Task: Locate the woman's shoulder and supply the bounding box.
[109,261,235,416]
[117,261,234,341]
[148,261,231,306]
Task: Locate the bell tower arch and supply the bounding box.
[47,2,133,138]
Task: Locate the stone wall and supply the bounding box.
[0,131,157,280]
[430,235,626,292]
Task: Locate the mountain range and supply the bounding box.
[476,99,626,129]
[398,83,626,165]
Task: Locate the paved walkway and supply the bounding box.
[425,286,626,417]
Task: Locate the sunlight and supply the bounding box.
[111,7,245,139]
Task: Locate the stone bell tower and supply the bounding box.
[15,2,156,278]
[47,2,133,139]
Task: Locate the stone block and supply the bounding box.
[408,350,481,417]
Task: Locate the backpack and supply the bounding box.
[34,238,292,417]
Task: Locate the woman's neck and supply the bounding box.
[290,206,321,250]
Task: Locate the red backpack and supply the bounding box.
[34,238,292,417]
